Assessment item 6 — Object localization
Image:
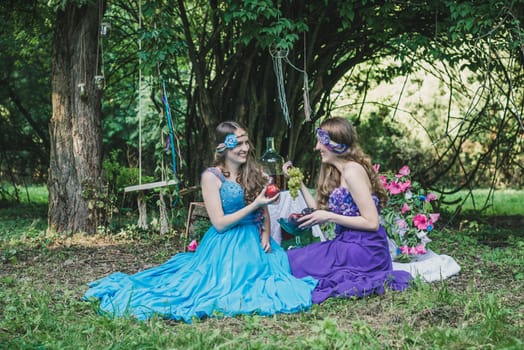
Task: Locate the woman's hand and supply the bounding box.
[253,187,280,208]
[282,160,293,178]
[260,235,272,253]
[297,209,331,229]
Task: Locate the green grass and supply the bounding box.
[441,188,523,216]
[0,184,48,253]
[0,186,523,349]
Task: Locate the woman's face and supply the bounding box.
[315,136,336,164]
[226,129,250,164]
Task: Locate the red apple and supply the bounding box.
[265,183,280,198]
[288,213,303,225]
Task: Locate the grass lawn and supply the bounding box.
[0,186,523,349]
[441,188,523,216]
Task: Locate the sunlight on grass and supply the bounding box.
[442,188,523,216]
[0,183,48,204]
[21,184,48,204]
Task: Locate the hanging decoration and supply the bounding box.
[162,80,178,183]
[270,44,291,126]
[269,32,313,126]
[78,34,88,98]
[300,33,313,121]
[100,21,111,37]
[124,1,178,195]
[94,0,106,90]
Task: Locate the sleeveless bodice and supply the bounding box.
[328,187,380,235]
[206,167,260,225]
[219,180,245,214]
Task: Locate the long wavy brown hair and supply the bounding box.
[212,121,267,203]
[316,117,388,210]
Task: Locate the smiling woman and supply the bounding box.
[84,120,317,322]
[284,117,412,304]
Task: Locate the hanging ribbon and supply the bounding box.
[271,47,291,126]
[270,39,313,125]
[162,80,179,205]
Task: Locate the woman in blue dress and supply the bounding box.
[284,117,412,304]
[84,121,317,322]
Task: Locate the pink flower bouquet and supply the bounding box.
[375,164,440,259]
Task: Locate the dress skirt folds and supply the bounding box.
[287,225,412,304]
[83,168,317,323]
[287,187,412,304]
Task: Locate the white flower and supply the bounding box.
[416,230,432,244]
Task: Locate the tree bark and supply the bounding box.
[48,1,104,234]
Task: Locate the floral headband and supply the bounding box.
[316,128,348,154]
[216,133,244,153]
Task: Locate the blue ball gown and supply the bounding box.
[84,168,318,323]
[287,187,412,304]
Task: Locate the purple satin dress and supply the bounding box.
[287,187,412,304]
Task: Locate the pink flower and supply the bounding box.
[387,179,411,194]
[379,175,388,188]
[401,244,426,255]
[429,213,440,224]
[400,245,410,254]
[426,193,437,202]
[387,181,404,194]
[415,244,427,254]
[395,165,411,178]
[380,164,440,253]
[400,180,411,192]
[188,239,198,252]
[413,214,429,230]
[396,218,408,229]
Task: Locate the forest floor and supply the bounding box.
[1,212,523,349]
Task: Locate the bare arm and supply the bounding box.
[201,170,279,233]
[299,182,317,209]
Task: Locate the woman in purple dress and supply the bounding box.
[284,117,412,304]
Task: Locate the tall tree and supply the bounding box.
[171,0,523,193]
[170,1,369,182]
[48,0,106,234]
[98,0,523,201]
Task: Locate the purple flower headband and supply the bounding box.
[316,128,348,154]
[216,133,240,153]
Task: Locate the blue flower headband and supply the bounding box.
[216,133,239,153]
[316,128,348,154]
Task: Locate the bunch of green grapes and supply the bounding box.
[287,167,304,199]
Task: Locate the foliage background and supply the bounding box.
[0,0,522,230]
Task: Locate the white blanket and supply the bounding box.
[393,251,461,282]
[388,239,461,281]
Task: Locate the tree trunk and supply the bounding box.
[48,1,104,234]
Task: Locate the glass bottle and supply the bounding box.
[260,136,287,190]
